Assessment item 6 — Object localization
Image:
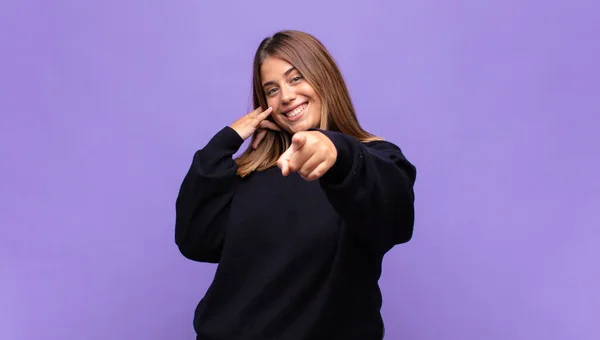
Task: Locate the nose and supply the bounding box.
[280,84,296,104]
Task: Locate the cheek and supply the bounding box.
[272,115,284,126]
[266,96,284,118]
[266,97,277,109]
[310,99,322,119]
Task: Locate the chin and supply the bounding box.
[288,122,312,134]
[277,115,319,134]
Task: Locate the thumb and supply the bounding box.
[291,132,307,152]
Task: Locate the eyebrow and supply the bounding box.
[262,67,297,88]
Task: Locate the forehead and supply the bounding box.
[260,56,296,81]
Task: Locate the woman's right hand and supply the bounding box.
[229,106,281,149]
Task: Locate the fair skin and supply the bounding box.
[229,56,337,181]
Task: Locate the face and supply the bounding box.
[260,56,322,134]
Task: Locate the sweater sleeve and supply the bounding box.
[315,129,417,253]
[175,126,244,263]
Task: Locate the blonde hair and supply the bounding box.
[235,30,382,177]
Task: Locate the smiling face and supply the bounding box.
[260,56,322,134]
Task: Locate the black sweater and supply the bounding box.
[175,126,417,340]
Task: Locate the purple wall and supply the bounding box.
[1,1,598,339]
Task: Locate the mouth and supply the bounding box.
[282,103,308,121]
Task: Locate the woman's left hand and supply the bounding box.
[277,131,337,181]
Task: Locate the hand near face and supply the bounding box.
[252,118,281,149]
[229,107,281,148]
[277,131,337,181]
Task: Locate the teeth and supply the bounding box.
[285,104,307,117]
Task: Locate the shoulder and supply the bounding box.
[364,139,400,150]
[363,139,407,159]
[363,139,417,181]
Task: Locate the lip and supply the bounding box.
[283,102,308,122]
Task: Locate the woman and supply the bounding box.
[175,30,417,340]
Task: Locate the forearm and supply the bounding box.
[174,126,244,261]
[317,130,417,251]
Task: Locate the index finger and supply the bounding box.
[277,144,297,176]
[251,106,273,119]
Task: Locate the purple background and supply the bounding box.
[1,1,598,339]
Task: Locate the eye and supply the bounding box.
[266,87,278,96]
[291,75,303,83]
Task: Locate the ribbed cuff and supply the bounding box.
[203,126,245,155]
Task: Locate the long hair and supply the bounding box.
[235,30,382,177]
